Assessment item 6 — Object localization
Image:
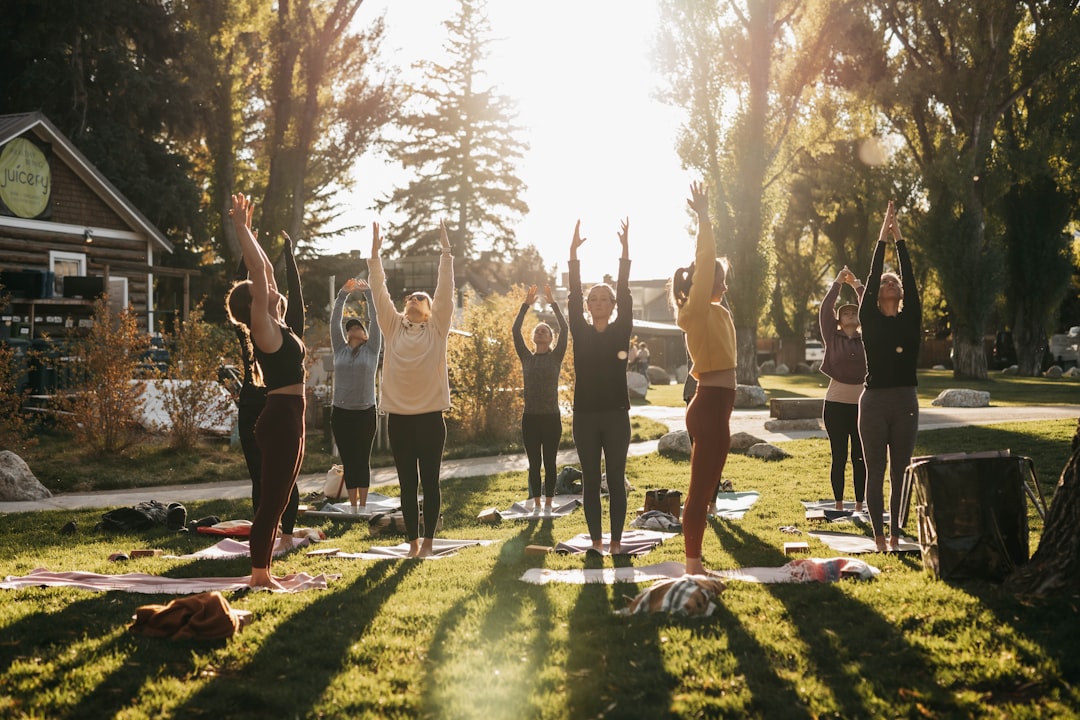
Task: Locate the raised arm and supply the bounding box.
[360,281,381,357]
[861,201,894,316]
[230,193,280,353]
[892,213,921,322]
[367,221,401,333]
[686,182,716,312]
[512,285,534,359]
[330,277,359,353]
[614,218,632,326]
[820,272,844,341]
[547,284,569,357]
[567,221,585,333]
[282,231,304,338]
[432,220,456,334]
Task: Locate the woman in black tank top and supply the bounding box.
[226,193,307,590]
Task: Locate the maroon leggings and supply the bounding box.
[250,394,306,570]
[683,385,735,561]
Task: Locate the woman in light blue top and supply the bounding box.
[330,267,382,513]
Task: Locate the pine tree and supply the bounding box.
[376,0,529,260]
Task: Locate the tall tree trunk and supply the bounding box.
[1006,419,1080,597]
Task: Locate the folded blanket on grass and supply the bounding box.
[520,557,880,585]
[0,568,336,593]
[807,530,920,554]
[129,591,252,639]
[303,493,402,521]
[323,538,496,560]
[710,491,761,519]
[496,495,582,520]
[554,530,677,556]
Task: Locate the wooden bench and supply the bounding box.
[769,397,824,420]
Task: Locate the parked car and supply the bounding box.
[804,340,825,363]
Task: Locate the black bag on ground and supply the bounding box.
[97,500,170,532]
[907,451,1043,582]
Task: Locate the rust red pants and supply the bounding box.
[682,385,735,561]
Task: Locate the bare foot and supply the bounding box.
[406,539,421,558]
[685,557,707,576]
[544,502,553,513]
[855,502,864,512]
[590,540,604,554]
[417,539,434,558]
[874,535,887,552]
[707,503,716,516]
[608,541,623,556]
[248,567,286,590]
[275,534,295,553]
[835,500,844,511]
[888,537,900,552]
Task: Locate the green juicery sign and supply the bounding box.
[0,137,52,219]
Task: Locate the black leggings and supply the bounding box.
[250,394,305,570]
[823,400,866,503]
[239,390,299,534]
[388,411,446,540]
[331,405,378,489]
[522,412,561,499]
[572,408,630,543]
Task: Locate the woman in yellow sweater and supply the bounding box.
[671,181,737,576]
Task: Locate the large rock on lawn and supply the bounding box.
[930,388,990,407]
[0,451,52,501]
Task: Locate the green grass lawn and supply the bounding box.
[1,420,1078,719]
[638,369,1080,407]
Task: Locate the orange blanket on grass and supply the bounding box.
[129,591,252,639]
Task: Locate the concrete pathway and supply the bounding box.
[2,403,1076,513]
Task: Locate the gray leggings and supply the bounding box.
[858,386,918,539]
[572,408,630,543]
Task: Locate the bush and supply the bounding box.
[158,302,235,450]
[447,288,524,445]
[59,296,150,456]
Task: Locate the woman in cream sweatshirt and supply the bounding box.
[368,221,455,558]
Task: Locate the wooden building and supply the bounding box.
[0,112,174,340]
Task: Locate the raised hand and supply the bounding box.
[687,181,708,216]
[878,200,894,243]
[618,217,629,259]
[439,219,451,253]
[889,204,904,242]
[570,220,586,259]
[229,193,254,230]
[343,277,361,293]
[371,221,383,257]
[544,284,555,306]
[524,284,538,306]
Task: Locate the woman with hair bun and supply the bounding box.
[672,181,736,576]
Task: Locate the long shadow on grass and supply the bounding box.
[0,592,205,719]
[563,550,674,717]
[711,519,963,717]
[171,558,419,718]
[419,520,564,717]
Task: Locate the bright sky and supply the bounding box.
[328,0,698,284]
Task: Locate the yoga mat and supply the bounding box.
[521,561,686,585]
[520,558,880,585]
[710,491,761,519]
[801,499,891,524]
[326,538,496,560]
[807,530,920,554]
[303,492,402,521]
[496,495,582,520]
[166,536,312,560]
[554,530,677,556]
[0,568,336,594]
